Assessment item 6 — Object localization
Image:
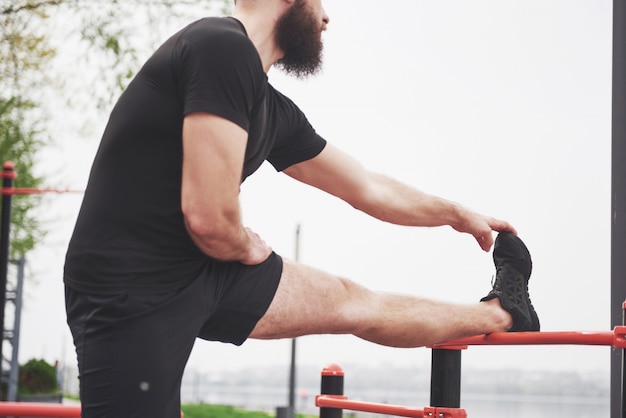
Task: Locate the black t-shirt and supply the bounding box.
[64,17,327,294]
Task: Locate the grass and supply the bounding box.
[181,404,315,418]
[60,399,314,418]
[181,404,271,418]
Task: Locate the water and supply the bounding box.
[61,362,611,416]
[180,382,610,417]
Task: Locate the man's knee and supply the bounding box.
[251,262,376,339]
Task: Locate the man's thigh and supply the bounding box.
[249,259,374,340]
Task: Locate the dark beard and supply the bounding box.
[274,0,324,78]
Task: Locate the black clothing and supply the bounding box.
[64,16,323,418]
[64,17,326,295]
[65,252,281,417]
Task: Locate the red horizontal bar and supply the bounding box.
[0,402,81,417]
[316,395,425,417]
[432,329,624,348]
[1,187,83,195]
[0,402,186,418]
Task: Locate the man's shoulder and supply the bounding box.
[173,17,257,65]
[267,84,305,118]
[180,17,250,45]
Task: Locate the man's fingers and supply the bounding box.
[489,219,518,235]
[476,233,494,252]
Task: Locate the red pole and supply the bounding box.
[432,330,622,348]
[0,402,81,417]
[316,396,426,418]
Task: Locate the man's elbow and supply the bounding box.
[182,204,239,243]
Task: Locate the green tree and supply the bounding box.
[18,358,58,395]
[0,0,229,259]
[0,99,46,258]
[0,3,53,259]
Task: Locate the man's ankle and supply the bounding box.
[482,297,513,332]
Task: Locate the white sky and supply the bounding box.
[10,0,615,381]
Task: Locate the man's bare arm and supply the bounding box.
[181,112,271,264]
[283,143,516,251]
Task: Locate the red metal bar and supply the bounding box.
[315,396,467,418]
[1,187,83,195]
[432,329,626,348]
[423,406,467,418]
[0,402,81,417]
[316,395,425,418]
[0,402,186,417]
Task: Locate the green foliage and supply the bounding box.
[1,1,57,259]
[181,404,271,418]
[56,0,231,108]
[181,404,317,418]
[18,358,59,395]
[180,404,315,418]
[0,2,57,97]
[0,98,45,258]
[0,0,230,259]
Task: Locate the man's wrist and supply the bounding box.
[446,201,466,229]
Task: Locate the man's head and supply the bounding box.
[274,0,328,78]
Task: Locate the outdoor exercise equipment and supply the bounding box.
[315,305,626,417]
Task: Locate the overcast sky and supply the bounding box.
[10,0,614,382]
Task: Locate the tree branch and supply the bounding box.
[2,0,64,15]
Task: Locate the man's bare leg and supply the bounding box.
[249,259,512,348]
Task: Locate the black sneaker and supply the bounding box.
[480,232,540,332]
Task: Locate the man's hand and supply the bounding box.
[240,227,273,265]
[452,211,518,252]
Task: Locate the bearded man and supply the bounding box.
[64,0,539,416]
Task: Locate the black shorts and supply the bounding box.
[65,252,282,418]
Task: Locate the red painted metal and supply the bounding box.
[316,395,424,417]
[614,326,626,348]
[431,329,624,348]
[1,162,16,179]
[315,324,625,418]
[315,395,467,418]
[1,187,83,195]
[427,344,468,350]
[423,406,468,417]
[0,402,186,418]
[0,402,81,417]
[321,363,344,377]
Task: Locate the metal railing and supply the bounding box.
[315,301,626,418]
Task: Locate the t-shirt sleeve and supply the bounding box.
[268,129,327,172]
[174,21,264,132]
[266,94,327,171]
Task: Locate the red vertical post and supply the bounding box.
[319,364,344,418]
